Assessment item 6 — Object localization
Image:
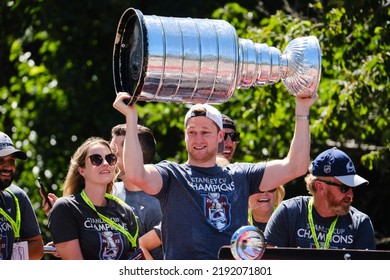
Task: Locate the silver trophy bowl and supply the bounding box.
[230,225,266,260]
[113,8,321,104]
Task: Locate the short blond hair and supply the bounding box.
[305,173,318,195]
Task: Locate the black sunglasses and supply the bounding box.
[259,188,277,194]
[88,153,117,166]
[224,131,240,142]
[318,180,351,193]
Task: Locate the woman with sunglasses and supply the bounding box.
[48,137,140,259]
[264,147,376,250]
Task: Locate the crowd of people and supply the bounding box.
[0,89,377,260]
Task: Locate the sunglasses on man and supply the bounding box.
[318,179,352,193]
[88,153,117,166]
[224,131,240,142]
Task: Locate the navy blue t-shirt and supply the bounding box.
[154,161,265,259]
[264,196,376,250]
[0,184,41,260]
[48,193,139,259]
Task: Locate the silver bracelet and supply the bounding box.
[295,115,310,120]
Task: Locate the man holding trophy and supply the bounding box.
[113,92,317,259]
[112,8,321,259]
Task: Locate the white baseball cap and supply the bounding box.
[184,104,223,130]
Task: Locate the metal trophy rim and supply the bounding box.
[113,8,148,104]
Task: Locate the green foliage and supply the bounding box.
[1,0,389,252]
[212,1,390,242]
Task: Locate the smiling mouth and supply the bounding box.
[257,198,270,203]
[0,171,13,178]
[194,145,206,150]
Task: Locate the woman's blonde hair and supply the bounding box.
[62,137,116,196]
[274,185,286,206]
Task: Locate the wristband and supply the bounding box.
[295,115,310,120]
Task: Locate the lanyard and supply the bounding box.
[248,209,254,225]
[80,189,138,248]
[248,205,277,225]
[308,198,338,249]
[0,189,21,239]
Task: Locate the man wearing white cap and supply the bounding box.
[264,147,376,250]
[113,92,318,259]
[0,132,44,259]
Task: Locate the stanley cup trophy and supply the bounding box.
[113,8,321,104]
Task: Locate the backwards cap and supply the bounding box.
[184,104,223,130]
[221,114,236,131]
[184,104,224,153]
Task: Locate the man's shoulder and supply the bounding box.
[7,184,29,198]
[54,194,78,206]
[8,183,24,191]
[155,160,179,170]
[155,161,191,175]
[281,195,310,208]
[225,162,266,173]
[230,161,266,167]
[156,160,176,165]
[348,205,372,220]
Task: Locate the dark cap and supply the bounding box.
[0,132,27,160]
[221,114,236,131]
[311,147,368,187]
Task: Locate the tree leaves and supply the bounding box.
[1,0,389,250]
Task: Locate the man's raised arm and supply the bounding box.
[113,93,163,195]
[260,94,319,191]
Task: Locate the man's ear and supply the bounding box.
[218,129,225,142]
[315,180,326,196]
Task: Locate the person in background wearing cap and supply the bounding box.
[113,91,318,259]
[218,114,240,163]
[218,114,286,232]
[0,132,44,259]
[264,147,376,250]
